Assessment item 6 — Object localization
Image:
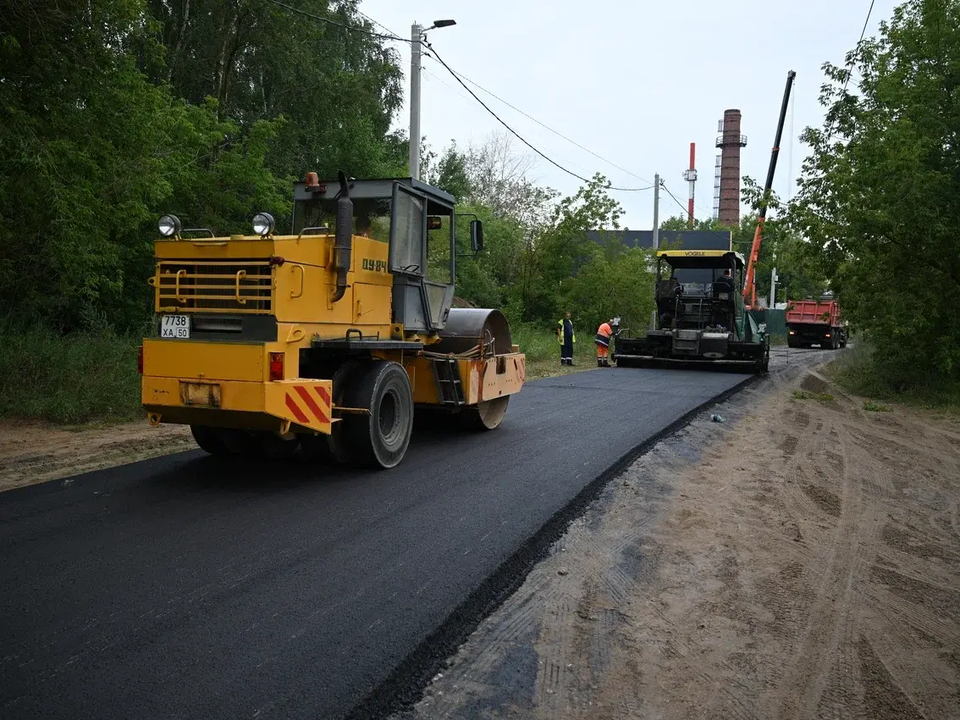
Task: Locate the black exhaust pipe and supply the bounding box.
[331,170,353,303]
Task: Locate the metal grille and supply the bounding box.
[156,260,273,313]
[679,300,713,329]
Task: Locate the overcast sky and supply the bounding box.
[357,0,895,229]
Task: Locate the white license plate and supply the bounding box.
[161,314,190,339]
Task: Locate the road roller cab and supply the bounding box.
[140,172,526,468]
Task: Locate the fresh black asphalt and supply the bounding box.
[0,367,750,720]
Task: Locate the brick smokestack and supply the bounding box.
[716,109,747,227]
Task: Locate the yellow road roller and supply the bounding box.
[139,172,526,468]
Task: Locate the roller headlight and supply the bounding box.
[252,212,275,237]
[158,214,181,238]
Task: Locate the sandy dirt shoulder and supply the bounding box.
[397,358,960,720]
[0,421,194,493]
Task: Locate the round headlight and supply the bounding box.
[252,212,275,237]
[158,214,181,237]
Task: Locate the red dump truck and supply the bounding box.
[786,298,847,349]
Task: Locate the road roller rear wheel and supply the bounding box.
[343,361,414,469]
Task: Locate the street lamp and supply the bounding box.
[409,19,457,181]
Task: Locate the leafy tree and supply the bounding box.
[429,141,473,202]
[423,133,559,316]
[147,0,405,180]
[659,176,828,306]
[0,0,191,330]
[659,216,727,232]
[511,174,623,323]
[451,201,527,308]
[563,245,654,335]
[461,132,557,229]
[0,0,407,332]
[790,0,960,382]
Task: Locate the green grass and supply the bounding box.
[511,324,599,379]
[828,342,960,413]
[0,325,143,424]
[0,322,593,425]
[792,390,835,402]
[0,317,631,425]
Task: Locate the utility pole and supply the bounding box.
[769,266,778,308]
[408,19,456,181]
[651,173,660,251]
[408,23,422,180]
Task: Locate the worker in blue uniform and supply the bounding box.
[557,311,575,366]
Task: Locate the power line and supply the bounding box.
[265,1,656,194]
[421,68,601,178]
[660,182,743,244]
[661,178,713,224]
[421,67,475,105]
[355,9,403,39]
[826,0,877,143]
[841,0,877,98]
[660,182,689,216]
[661,182,723,230]
[264,0,409,42]
[423,39,654,193]
[431,61,655,187]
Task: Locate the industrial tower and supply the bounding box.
[682,143,697,227]
[713,109,747,227]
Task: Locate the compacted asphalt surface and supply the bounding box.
[0,367,750,720]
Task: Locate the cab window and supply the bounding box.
[392,191,424,273]
[292,197,330,234]
[292,197,391,243]
[426,208,453,285]
[352,199,391,243]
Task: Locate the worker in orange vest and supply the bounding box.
[595,319,614,367]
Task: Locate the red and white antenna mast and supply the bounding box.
[682,142,697,227]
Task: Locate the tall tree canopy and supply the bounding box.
[790,0,960,382]
[147,0,406,179]
[0,0,407,332]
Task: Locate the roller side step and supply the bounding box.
[433,358,466,406]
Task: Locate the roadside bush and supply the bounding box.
[831,340,960,411]
[0,323,142,424]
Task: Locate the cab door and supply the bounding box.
[389,183,436,333]
[423,211,455,330]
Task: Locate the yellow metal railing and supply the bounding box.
[153,260,273,313]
